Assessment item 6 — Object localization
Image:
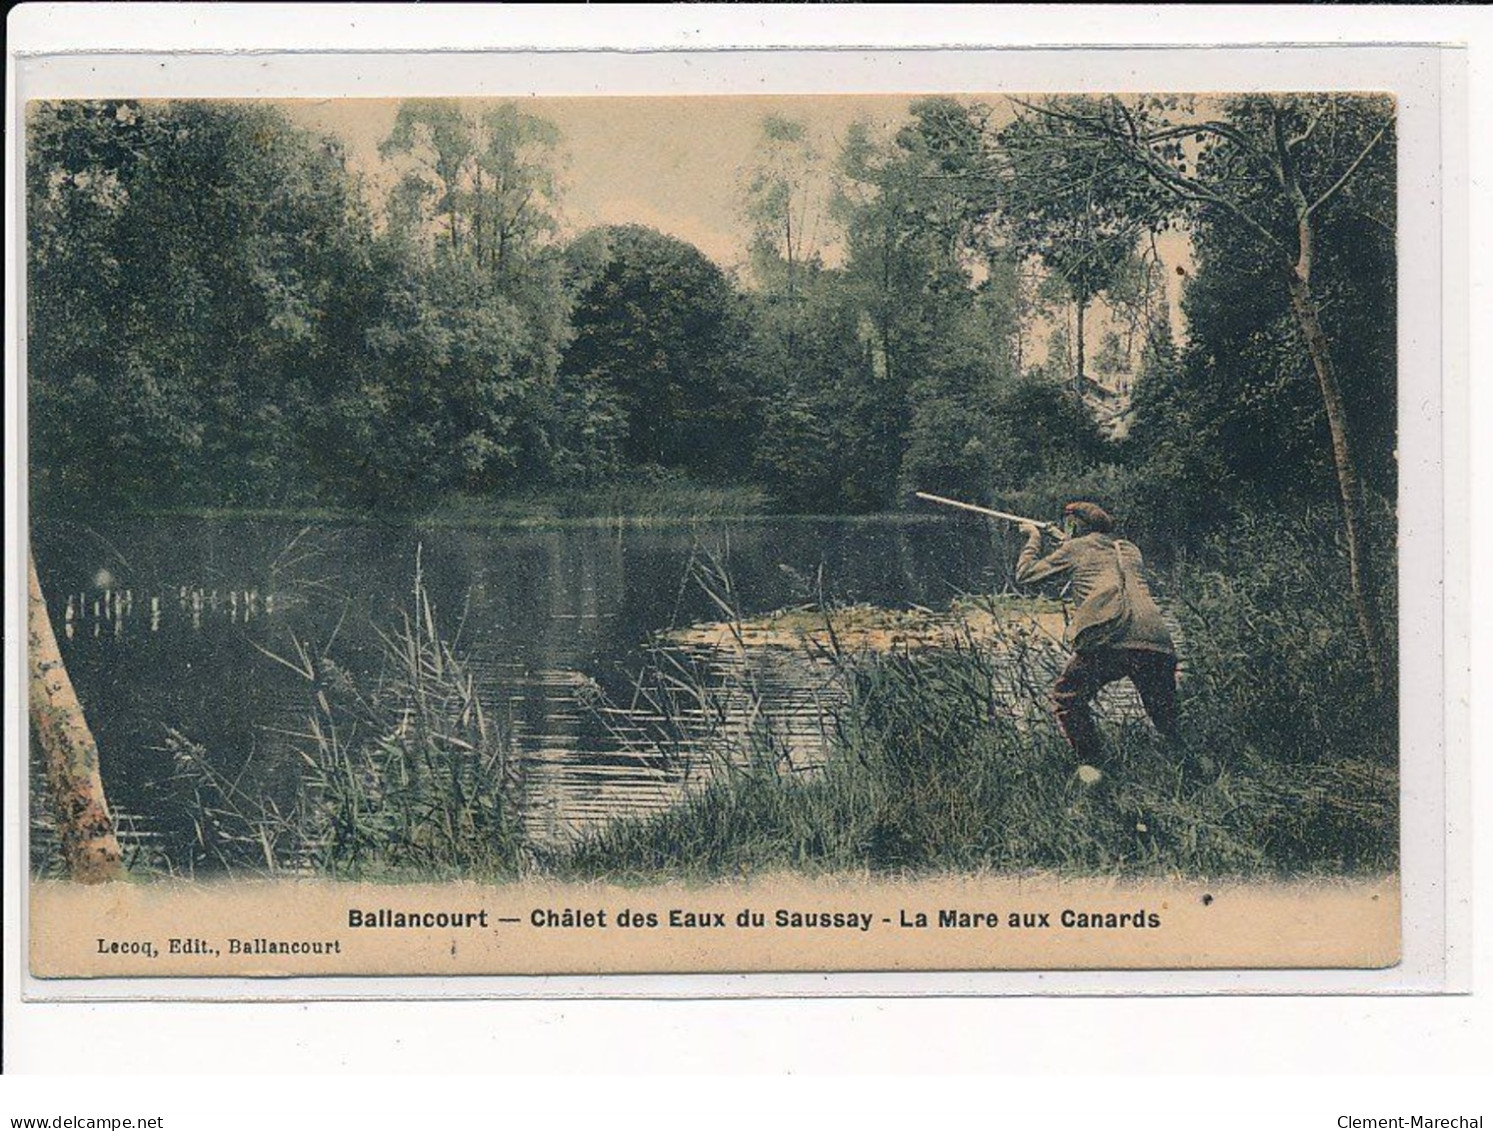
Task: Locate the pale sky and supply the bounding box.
[280,94,1190,341]
[282,95,925,273]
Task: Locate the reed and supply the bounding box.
[563,511,1398,881]
[162,549,523,879]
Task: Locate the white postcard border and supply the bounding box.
[5,33,1467,1003]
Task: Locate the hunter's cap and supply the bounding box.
[1064,501,1114,532]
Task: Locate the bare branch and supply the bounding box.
[1271,107,1296,196]
[1345,205,1396,237]
[1007,95,1118,133]
[1012,95,1281,241]
[1142,120,1262,157]
[1014,94,1262,158]
[1288,101,1330,151]
[1305,122,1390,218]
[1127,138,1288,254]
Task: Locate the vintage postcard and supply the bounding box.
[18,66,1436,989]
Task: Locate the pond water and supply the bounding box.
[32,513,1022,872]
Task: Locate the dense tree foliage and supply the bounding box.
[1127,103,1397,514]
[1128,174,1396,534]
[996,98,1167,394]
[1050,94,1397,683]
[28,94,1397,563]
[28,101,371,508]
[558,225,754,482]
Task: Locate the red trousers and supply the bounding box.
[1051,647,1178,764]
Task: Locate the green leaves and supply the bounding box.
[557,224,751,483]
[28,100,367,508]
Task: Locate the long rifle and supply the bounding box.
[914,492,1065,537]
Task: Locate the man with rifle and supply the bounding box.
[915,493,1181,776]
[1013,501,1179,777]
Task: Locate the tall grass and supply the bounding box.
[575,544,807,801]
[564,510,1398,881]
[106,511,1395,883]
[164,551,524,879]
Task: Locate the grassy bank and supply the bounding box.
[561,510,1398,882]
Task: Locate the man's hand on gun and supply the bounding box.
[1020,520,1066,543]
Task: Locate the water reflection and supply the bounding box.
[32,516,1010,870]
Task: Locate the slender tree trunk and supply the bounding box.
[28,550,125,882]
[784,211,798,360]
[1074,287,1088,397]
[472,167,485,265]
[1286,235,1388,692]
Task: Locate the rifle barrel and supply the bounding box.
[914,491,1056,529]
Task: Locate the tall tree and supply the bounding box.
[380,100,477,255]
[27,100,373,509]
[742,114,838,380]
[368,100,572,500]
[1008,93,1395,687]
[744,114,832,301]
[833,100,1029,505]
[380,99,562,273]
[472,104,563,279]
[996,99,1165,396]
[740,113,889,509]
[836,107,993,409]
[28,551,124,882]
[558,225,752,480]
